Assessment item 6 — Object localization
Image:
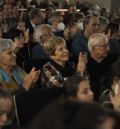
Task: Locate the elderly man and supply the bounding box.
[32,24,53,60]
[85,33,118,100]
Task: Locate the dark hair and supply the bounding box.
[83,15,98,29]
[67,4,75,10]
[101,75,120,91]
[105,22,119,35]
[29,8,42,20]
[69,12,84,25]
[5,29,24,41]
[64,73,88,97]
[29,99,115,129]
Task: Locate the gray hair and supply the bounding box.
[0,38,15,55]
[88,33,108,52]
[48,13,61,24]
[33,24,52,43]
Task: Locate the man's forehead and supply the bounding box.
[90,16,99,22]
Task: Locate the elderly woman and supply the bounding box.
[0,38,40,93]
[40,36,87,89]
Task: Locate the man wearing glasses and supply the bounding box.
[84,33,118,100]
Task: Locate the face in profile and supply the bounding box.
[0,98,12,129]
[76,80,94,103]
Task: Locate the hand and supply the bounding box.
[23,67,41,91]
[77,52,87,75]
[24,28,29,43]
[13,38,24,53]
[105,29,111,41]
[110,83,120,112]
[64,26,70,40]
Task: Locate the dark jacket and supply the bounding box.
[86,54,118,100]
[32,43,48,60]
[71,32,89,59]
[40,59,76,89]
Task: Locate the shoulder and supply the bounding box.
[73,32,83,39]
[32,43,42,50]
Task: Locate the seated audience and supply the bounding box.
[32,24,53,60]
[40,36,87,89]
[86,33,118,100]
[0,38,40,93]
[71,15,100,60]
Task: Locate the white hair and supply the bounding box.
[88,33,108,52]
[48,14,61,24]
[33,24,52,43]
[0,38,15,55]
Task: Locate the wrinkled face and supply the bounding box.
[40,28,54,43]
[0,98,12,129]
[51,43,69,64]
[92,37,109,60]
[86,16,100,35]
[0,49,16,67]
[76,80,94,103]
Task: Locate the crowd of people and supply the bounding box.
[0,0,120,129]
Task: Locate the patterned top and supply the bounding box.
[0,66,25,93]
[40,59,76,89]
